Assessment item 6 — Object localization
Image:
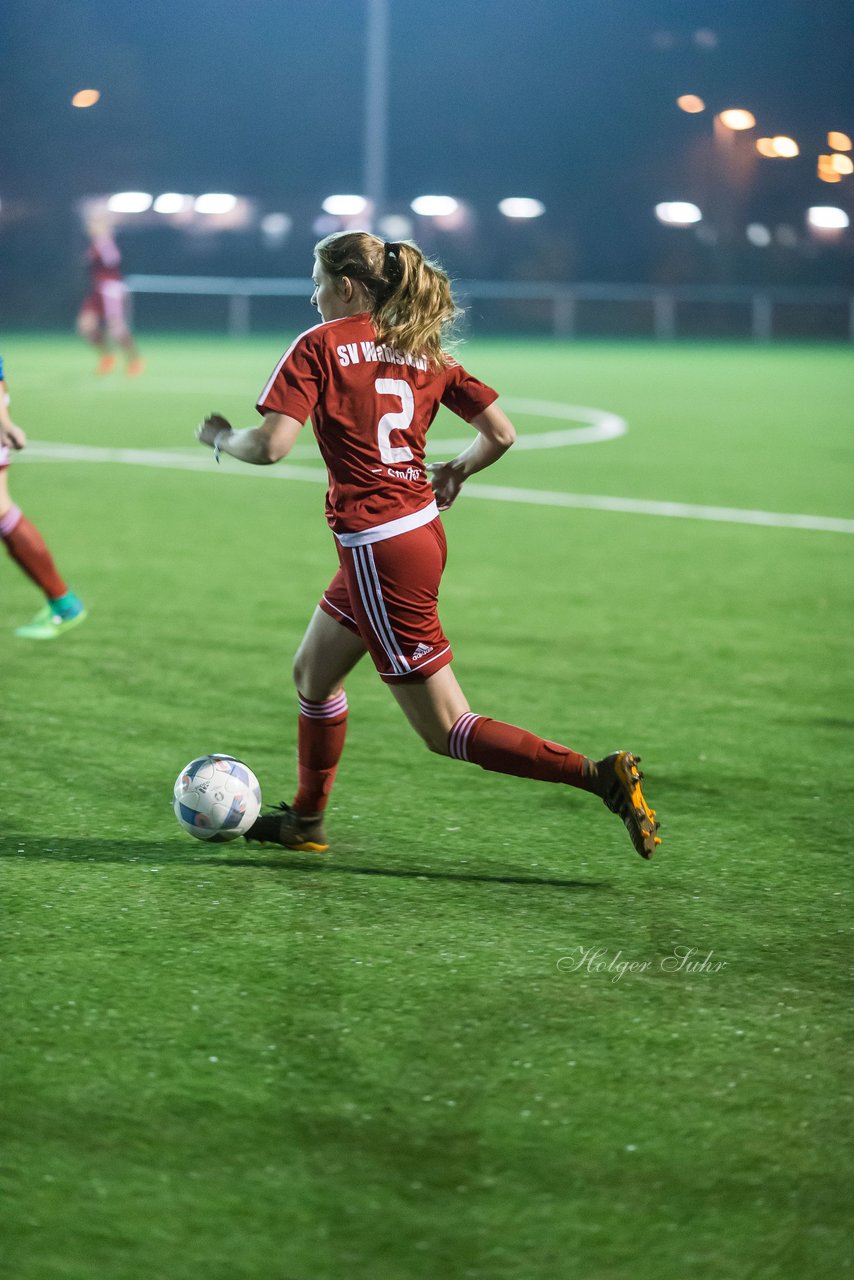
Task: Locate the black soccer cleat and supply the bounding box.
[593,751,661,859]
[244,802,329,852]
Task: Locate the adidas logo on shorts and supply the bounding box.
[411,643,434,661]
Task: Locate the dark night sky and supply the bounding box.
[1,0,852,296]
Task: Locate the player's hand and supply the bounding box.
[427,459,466,511]
[196,413,232,448]
[0,420,26,450]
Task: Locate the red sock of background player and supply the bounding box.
[448,713,600,792]
[292,691,349,814]
[0,505,67,599]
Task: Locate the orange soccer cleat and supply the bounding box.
[593,751,662,859]
[97,354,116,375]
[126,357,145,377]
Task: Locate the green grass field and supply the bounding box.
[2,335,853,1280]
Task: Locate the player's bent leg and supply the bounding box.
[423,688,662,860]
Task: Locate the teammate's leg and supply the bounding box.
[391,666,661,859]
[103,283,143,375]
[0,469,87,639]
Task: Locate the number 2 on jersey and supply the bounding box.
[375,378,415,464]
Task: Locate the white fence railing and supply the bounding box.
[125,274,854,342]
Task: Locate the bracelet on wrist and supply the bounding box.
[213,428,231,462]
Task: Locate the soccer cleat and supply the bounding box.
[97,354,116,375]
[244,802,329,852]
[593,751,661,859]
[14,595,87,641]
[126,357,144,377]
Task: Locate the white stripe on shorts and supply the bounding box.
[352,544,410,675]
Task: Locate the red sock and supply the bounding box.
[0,506,67,599]
[448,712,597,792]
[292,691,349,813]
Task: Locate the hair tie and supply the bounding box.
[383,241,404,286]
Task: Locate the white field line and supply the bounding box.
[18,442,854,535]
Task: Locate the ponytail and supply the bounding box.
[314,231,461,369]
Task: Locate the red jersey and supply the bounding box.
[87,235,123,286]
[256,314,498,538]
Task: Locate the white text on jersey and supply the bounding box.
[336,341,429,371]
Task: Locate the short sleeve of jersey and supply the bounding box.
[256,333,325,423]
[440,362,499,422]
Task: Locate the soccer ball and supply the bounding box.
[173,754,262,842]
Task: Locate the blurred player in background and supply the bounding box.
[0,355,87,639]
[77,218,143,376]
[197,232,660,860]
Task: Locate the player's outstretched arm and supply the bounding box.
[428,402,516,510]
[196,411,303,465]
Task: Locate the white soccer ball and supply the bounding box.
[173,754,262,842]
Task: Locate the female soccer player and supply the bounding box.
[0,356,87,639]
[77,219,143,376]
[197,232,660,859]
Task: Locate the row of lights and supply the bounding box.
[106,192,238,214]
[322,194,545,220]
[103,191,547,222]
[677,98,853,183]
[656,202,849,232]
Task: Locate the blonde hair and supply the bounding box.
[314,230,461,368]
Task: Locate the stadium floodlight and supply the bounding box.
[676,94,705,113]
[830,154,854,174]
[107,191,153,213]
[322,194,368,216]
[194,193,238,214]
[746,223,772,247]
[153,193,191,214]
[828,131,852,151]
[717,108,756,131]
[655,201,702,226]
[71,89,100,109]
[807,206,849,230]
[498,198,546,219]
[410,195,459,217]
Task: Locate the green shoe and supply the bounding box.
[15,600,88,641]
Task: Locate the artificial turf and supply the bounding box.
[2,336,852,1279]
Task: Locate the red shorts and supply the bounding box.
[319,517,453,683]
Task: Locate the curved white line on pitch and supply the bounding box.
[430,399,627,453]
[18,442,854,534]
